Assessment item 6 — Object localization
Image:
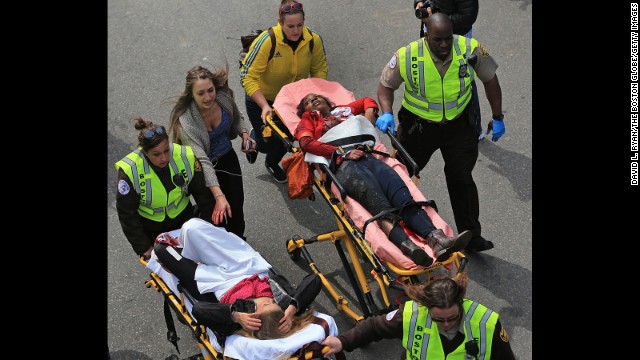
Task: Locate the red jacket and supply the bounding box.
[295,97,378,158]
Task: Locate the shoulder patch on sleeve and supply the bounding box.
[194,159,202,172]
[500,327,509,342]
[479,44,490,57]
[389,54,398,69]
[385,309,399,321]
[117,179,130,195]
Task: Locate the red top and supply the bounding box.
[219,273,274,304]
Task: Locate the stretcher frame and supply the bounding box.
[140,257,339,360]
[265,80,468,323]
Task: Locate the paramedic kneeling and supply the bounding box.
[322,273,515,359]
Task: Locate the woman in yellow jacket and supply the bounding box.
[240,0,328,183]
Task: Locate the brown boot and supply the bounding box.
[425,229,472,262]
[399,239,433,267]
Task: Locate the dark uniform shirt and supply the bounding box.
[115,157,214,256]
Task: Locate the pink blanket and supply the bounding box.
[275,79,454,270]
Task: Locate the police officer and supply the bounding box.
[413,0,484,139]
[321,275,515,359]
[115,116,214,260]
[375,13,504,252]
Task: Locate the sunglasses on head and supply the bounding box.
[143,126,166,139]
[431,312,460,323]
[280,2,303,17]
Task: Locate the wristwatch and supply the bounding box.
[492,113,504,121]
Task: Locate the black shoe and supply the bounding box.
[465,236,494,252]
[265,162,288,183]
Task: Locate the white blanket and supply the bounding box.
[177,218,271,298]
[304,115,379,167]
[224,311,337,360]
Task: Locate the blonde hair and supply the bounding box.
[237,307,316,340]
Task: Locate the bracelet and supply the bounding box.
[215,193,225,198]
[241,129,248,134]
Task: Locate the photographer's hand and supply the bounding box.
[415,1,433,16]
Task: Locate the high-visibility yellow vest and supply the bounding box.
[115,143,196,222]
[398,35,478,122]
[401,299,498,359]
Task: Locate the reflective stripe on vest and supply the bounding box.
[398,35,477,122]
[401,299,498,360]
[114,143,196,221]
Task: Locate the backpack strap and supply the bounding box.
[267,27,315,62]
[308,29,315,53]
[267,27,276,61]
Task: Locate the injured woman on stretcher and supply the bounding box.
[147,217,336,359]
[294,93,472,267]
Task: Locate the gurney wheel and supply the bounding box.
[286,239,301,261]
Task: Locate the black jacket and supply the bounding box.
[414,0,479,36]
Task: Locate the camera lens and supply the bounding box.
[415,8,428,19]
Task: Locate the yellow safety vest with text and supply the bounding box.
[115,143,196,222]
[401,299,498,360]
[398,35,478,122]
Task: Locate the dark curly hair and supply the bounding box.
[295,94,335,118]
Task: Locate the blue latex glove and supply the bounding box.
[376,112,395,133]
[486,118,505,142]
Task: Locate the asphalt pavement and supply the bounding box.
[108,1,532,359]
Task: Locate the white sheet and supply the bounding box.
[179,218,271,298]
[223,311,337,360]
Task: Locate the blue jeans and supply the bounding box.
[244,94,289,167]
[336,154,436,237]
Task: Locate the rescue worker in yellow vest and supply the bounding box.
[321,274,515,359]
[115,116,214,260]
[376,13,504,253]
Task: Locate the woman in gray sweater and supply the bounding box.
[168,64,255,239]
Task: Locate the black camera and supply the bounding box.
[415,1,436,19]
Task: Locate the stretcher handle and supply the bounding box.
[320,163,346,200]
[386,129,420,179]
[457,256,468,274]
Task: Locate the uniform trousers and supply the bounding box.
[396,105,481,237]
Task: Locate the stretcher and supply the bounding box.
[139,224,343,360]
[265,78,468,322]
